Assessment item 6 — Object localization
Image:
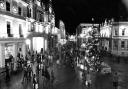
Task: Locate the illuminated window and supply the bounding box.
[18,7,22,15]
[121,41,125,48]
[6,1,10,11]
[122,29,125,36]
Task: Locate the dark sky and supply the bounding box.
[51,0,128,34]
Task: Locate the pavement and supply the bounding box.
[0,55,127,89]
[0,59,84,89]
[103,56,128,89]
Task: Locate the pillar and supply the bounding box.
[43,38,45,53]
[45,39,47,51]
[13,43,18,58]
[43,37,45,53]
[31,38,33,51]
[0,43,5,68]
[22,43,26,59]
[13,43,17,71]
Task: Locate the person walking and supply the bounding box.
[5,65,10,82]
[45,67,50,89]
[50,69,55,89]
[33,74,38,89]
[27,65,32,81]
[86,72,91,88]
[22,66,28,83]
[113,72,119,89]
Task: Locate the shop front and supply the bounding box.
[33,37,45,53]
[0,38,26,72]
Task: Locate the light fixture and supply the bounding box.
[0,2,4,9]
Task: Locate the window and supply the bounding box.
[115,30,118,36]
[27,6,31,17]
[7,21,12,37]
[19,24,23,37]
[122,29,125,36]
[121,41,125,48]
[39,13,42,22]
[19,48,22,51]
[113,40,118,50]
[18,7,22,15]
[6,2,10,11]
[29,8,31,17]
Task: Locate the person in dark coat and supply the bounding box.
[6,65,10,82]
[27,65,32,81]
[113,72,119,89]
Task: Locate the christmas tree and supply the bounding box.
[84,26,102,72]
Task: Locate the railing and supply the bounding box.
[0,33,24,38]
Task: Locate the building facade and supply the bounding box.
[0,0,56,70]
[100,20,128,57]
[25,0,49,53]
[0,0,28,69]
[111,22,128,57]
[100,21,112,52]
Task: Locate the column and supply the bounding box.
[13,43,17,71]
[0,43,5,68]
[43,37,45,52]
[42,37,45,53]
[45,39,47,51]
[13,43,18,58]
[22,43,26,59]
[31,38,33,51]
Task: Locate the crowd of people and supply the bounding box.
[3,49,55,89]
[19,50,55,89]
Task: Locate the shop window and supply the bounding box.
[18,7,22,15]
[6,1,10,11]
[121,41,125,49]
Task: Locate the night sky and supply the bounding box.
[48,0,128,34]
